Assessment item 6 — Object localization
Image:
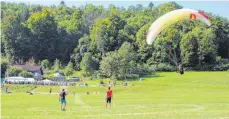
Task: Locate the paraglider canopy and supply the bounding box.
[146,8,211,45]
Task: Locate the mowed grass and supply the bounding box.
[1,72,229,119]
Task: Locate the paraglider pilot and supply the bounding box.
[179,64,184,75]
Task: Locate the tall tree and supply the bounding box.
[26,8,59,62]
[198,28,217,65]
[180,28,199,67]
[1,9,30,62]
[118,42,137,79]
[52,59,62,72]
[64,62,74,76]
[148,2,154,8]
[80,52,99,76]
[100,51,121,79]
[71,35,91,70]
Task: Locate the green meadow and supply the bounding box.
[2,72,229,119]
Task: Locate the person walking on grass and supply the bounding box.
[105,87,113,109]
[59,89,67,111]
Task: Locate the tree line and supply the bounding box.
[1,1,229,79]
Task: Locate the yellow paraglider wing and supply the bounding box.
[146,8,211,45]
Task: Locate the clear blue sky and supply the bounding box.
[3,0,229,20]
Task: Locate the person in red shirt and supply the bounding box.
[105,87,113,109]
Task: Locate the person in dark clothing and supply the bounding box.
[59,89,67,111]
[49,88,52,94]
[5,87,8,93]
[179,64,184,75]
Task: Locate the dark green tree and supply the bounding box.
[80,52,99,76]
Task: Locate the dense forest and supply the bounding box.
[1,1,229,79]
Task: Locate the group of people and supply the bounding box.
[59,87,113,111]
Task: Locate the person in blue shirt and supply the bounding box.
[59,89,67,111]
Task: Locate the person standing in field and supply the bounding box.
[105,87,113,109]
[49,88,52,94]
[179,64,184,75]
[5,87,8,93]
[59,89,67,111]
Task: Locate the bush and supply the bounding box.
[64,62,74,76]
[19,70,34,78]
[6,66,23,77]
[135,63,155,76]
[52,59,62,72]
[118,74,139,80]
[213,57,229,71]
[1,57,9,78]
[153,63,176,72]
[92,71,101,79]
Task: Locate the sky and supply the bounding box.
[2,0,229,20]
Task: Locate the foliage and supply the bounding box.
[52,59,62,72]
[6,66,23,77]
[153,63,176,72]
[100,51,121,79]
[1,57,9,77]
[41,59,51,70]
[64,62,74,76]
[1,1,229,78]
[100,42,140,80]
[117,42,137,79]
[19,70,34,78]
[134,63,155,76]
[71,35,91,70]
[214,56,229,71]
[80,52,99,76]
[26,57,36,65]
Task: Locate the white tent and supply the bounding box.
[42,79,52,82]
[41,79,53,85]
[7,77,26,83]
[26,78,35,82]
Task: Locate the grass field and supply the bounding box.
[1,72,229,119]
